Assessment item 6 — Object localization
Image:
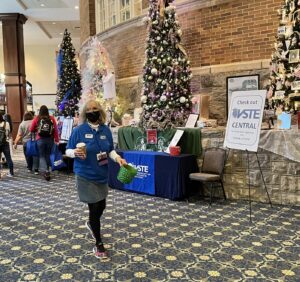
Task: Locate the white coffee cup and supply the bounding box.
[76,142,86,157]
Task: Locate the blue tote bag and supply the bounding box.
[50,144,66,171]
[26,133,39,157]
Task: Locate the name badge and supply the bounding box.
[85,134,93,139]
[100,135,107,140]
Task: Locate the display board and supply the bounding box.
[60,117,74,141]
[224,90,266,152]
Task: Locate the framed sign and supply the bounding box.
[146,129,157,144]
[289,49,300,63]
[291,80,300,90]
[226,74,260,117]
[185,114,198,128]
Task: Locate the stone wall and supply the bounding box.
[190,66,270,125]
[201,128,300,206]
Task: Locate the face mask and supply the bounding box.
[86,111,100,123]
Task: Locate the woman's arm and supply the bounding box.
[5,122,11,137]
[66,127,86,159]
[30,117,38,132]
[51,116,59,143]
[14,133,22,149]
[109,150,127,166]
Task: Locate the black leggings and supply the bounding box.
[88,199,106,245]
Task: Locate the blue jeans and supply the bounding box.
[23,142,39,171]
[0,142,14,175]
[37,137,54,173]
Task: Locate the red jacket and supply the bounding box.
[30,115,59,143]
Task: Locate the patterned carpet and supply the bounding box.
[0,150,300,281]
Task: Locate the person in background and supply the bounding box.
[66,99,127,259]
[14,112,39,174]
[29,111,35,117]
[0,113,14,177]
[73,111,79,127]
[2,113,13,165]
[4,113,13,133]
[30,105,59,181]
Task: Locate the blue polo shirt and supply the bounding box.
[67,123,114,183]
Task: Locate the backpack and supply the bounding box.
[0,121,7,146]
[38,117,54,137]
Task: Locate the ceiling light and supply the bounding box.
[60,32,63,35]
[40,4,45,7]
[75,6,79,9]
[52,22,56,25]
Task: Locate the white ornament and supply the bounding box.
[141,95,147,103]
[180,97,186,103]
[160,95,167,102]
[177,29,182,37]
[151,68,158,75]
[156,36,161,41]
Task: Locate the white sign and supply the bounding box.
[61,117,74,141]
[165,129,184,154]
[224,90,266,152]
[185,114,198,128]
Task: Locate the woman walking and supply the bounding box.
[0,113,14,177]
[30,105,59,181]
[14,111,39,173]
[66,99,126,258]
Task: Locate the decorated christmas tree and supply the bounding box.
[140,0,193,130]
[80,36,114,105]
[267,0,300,112]
[55,29,81,116]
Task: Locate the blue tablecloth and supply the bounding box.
[108,150,199,200]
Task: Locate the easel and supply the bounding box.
[226,148,273,222]
[224,89,274,222]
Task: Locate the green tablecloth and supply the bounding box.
[118,126,202,156]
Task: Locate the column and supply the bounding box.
[80,0,96,44]
[0,13,27,138]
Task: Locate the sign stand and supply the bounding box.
[225,148,273,222]
[224,90,273,222]
[246,150,272,222]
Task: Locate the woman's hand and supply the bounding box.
[74,148,86,160]
[116,157,127,166]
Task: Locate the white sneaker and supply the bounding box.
[7,173,14,177]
